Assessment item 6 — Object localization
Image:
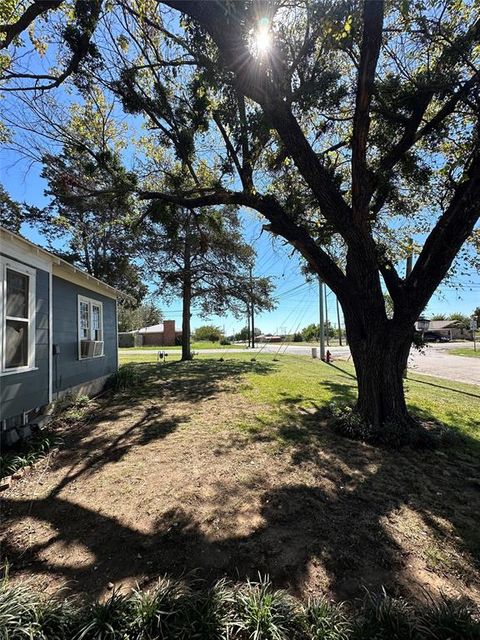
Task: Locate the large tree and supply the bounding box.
[37,145,147,301]
[17,91,148,302]
[118,302,162,333]
[0,185,25,232]
[144,202,274,360]
[105,0,478,437]
[2,0,479,439]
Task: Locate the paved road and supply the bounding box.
[121,342,480,386]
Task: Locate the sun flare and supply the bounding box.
[256,27,271,54]
[251,17,271,57]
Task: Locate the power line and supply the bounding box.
[275,281,310,298]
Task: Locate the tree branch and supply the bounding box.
[351,0,384,219]
[0,0,64,49]
[406,147,480,317]
[162,0,354,241]
[140,187,350,299]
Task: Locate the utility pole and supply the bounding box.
[249,266,255,349]
[336,296,343,346]
[406,237,413,277]
[324,284,330,347]
[319,277,325,361]
[246,304,251,348]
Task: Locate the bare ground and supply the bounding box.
[1,359,480,607]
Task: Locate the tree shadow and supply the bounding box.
[406,375,480,399]
[131,358,275,403]
[35,359,276,499]
[2,358,479,607]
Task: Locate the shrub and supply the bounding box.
[328,403,446,450]
[194,325,223,342]
[220,338,231,346]
[328,403,375,443]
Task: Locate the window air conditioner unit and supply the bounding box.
[81,340,104,358]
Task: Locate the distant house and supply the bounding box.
[0,227,129,445]
[118,320,181,347]
[256,334,283,343]
[415,319,468,340]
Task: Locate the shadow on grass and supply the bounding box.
[406,375,480,399]
[35,359,276,499]
[2,357,479,607]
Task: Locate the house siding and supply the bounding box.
[0,264,50,421]
[52,276,117,393]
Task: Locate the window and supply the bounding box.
[1,258,36,373]
[78,296,104,359]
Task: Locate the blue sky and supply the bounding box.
[1,150,478,336]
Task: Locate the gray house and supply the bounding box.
[0,227,127,443]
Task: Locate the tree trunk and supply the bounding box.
[181,219,192,361]
[251,301,255,349]
[346,318,415,431]
[181,276,192,361]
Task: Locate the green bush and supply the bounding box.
[0,575,478,640]
[220,338,232,346]
[194,325,223,342]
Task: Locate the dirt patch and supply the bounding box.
[2,359,480,607]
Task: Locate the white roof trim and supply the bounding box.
[0,226,134,302]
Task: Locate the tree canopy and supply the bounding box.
[1,0,479,438]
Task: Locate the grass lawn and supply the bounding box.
[119,341,244,351]
[2,353,479,608]
[449,346,480,358]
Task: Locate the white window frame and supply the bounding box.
[0,257,36,375]
[77,295,104,359]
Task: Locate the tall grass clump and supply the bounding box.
[302,598,352,640]
[0,575,75,640]
[108,364,139,392]
[0,430,62,479]
[232,576,302,639]
[417,595,480,640]
[73,590,131,640]
[129,576,188,640]
[353,591,418,639]
[0,574,478,640]
[181,578,234,640]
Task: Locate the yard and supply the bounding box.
[450,346,480,358]
[2,353,479,609]
[119,341,243,351]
